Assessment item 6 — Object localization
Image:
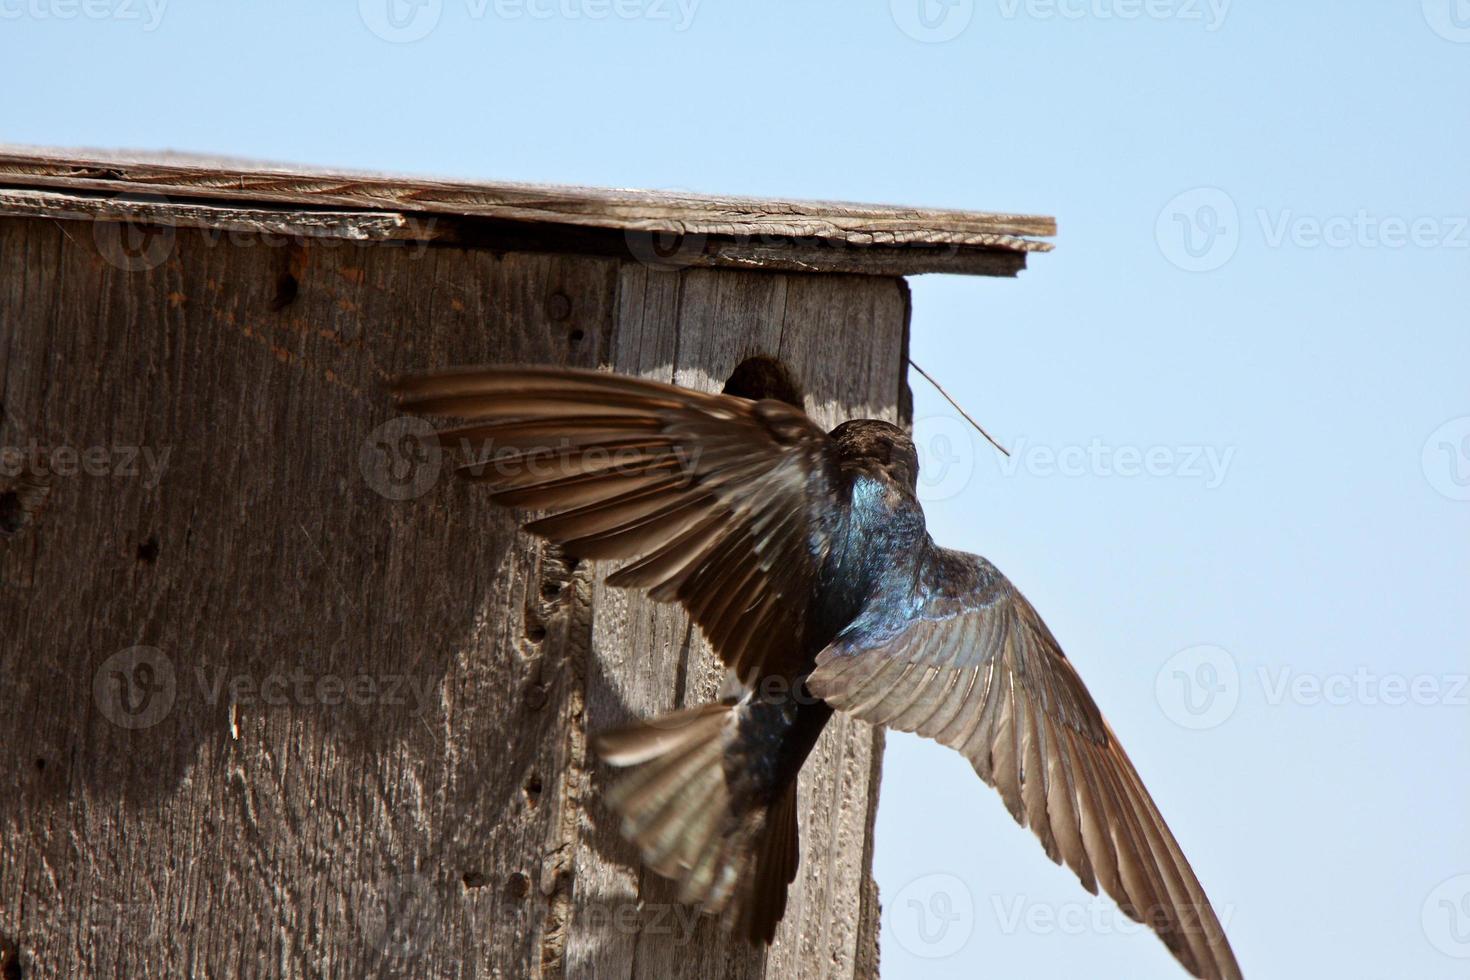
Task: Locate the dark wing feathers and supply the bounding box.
[393,365,835,682]
[807,545,1242,980]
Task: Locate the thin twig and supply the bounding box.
[908,359,1011,458]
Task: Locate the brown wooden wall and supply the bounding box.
[0,215,908,979]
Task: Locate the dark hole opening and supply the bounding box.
[136,536,160,564]
[722,356,804,409]
[0,492,22,535]
[0,935,20,980]
[270,271,299,311]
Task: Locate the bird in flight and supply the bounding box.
[393,365,1243,979]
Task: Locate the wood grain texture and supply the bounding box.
[0,184,1027,280]
[0,186,425,241]
[0,146,1055,241]
[0,147,1052,280]
[0,212,905,979]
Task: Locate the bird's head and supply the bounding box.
[830,419,919,491]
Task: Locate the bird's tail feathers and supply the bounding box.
[593,700,799,944]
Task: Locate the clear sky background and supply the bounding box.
[5,2,1468,977]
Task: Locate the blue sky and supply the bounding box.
[5,1,1468,976]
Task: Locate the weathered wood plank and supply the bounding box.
[0,186,425,242]
[0,183,1027,280]
[0,216,613,979]
[565,268,903,980]
[0,146,1054,251]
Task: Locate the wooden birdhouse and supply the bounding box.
[0,147,1053,979]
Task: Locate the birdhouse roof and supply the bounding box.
[0,145,1054,278]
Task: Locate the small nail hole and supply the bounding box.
[270,271,299,311]
[0,935,20,980]
[0,492,23,536]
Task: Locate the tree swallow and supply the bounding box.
[394,365,1242,979]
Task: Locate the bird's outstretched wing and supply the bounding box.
[393,365,838,682]
[806,544,1243,980]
